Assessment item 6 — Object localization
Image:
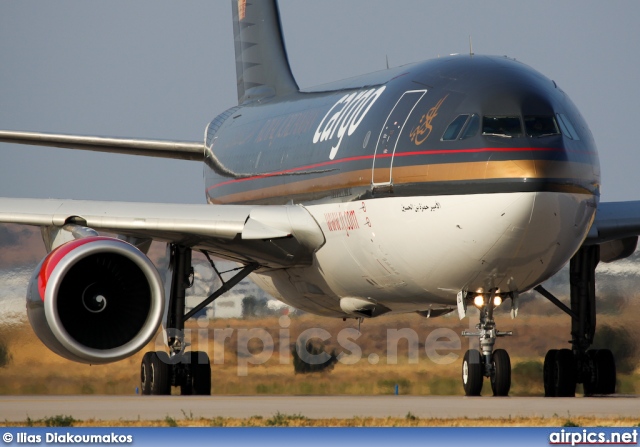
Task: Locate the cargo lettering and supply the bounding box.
[313,86,386,160]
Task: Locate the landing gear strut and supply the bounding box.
[536,245,616,397]
[461,290,513,396]
[140,244,258,395]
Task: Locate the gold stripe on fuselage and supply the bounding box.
[208,160,596,204]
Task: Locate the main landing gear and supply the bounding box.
[140,244,258,395]
[460,245,618,397]
[536,245,616,397]
[461,290,513,396]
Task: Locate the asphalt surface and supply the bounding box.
[0,395,638,422]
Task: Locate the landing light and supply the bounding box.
[472,295,502,308]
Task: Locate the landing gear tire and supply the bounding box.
[462,349,483,396]
[582,350,597,396]
[544,349,576,397]
[555,349,576,397]
[543,349,557,397]
[594,349,616,394]
[490,349,511,396]
[180,351,211,396]
[147,351,171,395]
[140,352,153,395]
[584,349,616,395]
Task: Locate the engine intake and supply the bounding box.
[27,236,164,364]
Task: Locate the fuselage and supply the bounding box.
[203,55,599,317]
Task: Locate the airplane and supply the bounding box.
[1,0,639,398]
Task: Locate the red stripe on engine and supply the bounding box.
[37,236,110,302]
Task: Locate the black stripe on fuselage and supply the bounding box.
[205,147,598,205]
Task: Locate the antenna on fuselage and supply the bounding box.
[386,55,389,69]
[469,35,474,56]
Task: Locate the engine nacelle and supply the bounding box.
[26,236,164,364]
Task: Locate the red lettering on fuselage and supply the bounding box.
[324,210,360,236]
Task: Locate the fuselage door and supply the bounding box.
[371,90,427,187]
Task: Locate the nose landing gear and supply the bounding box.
[461,290,513,396]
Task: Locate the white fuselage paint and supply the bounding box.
[251,191,596,317]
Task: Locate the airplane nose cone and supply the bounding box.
[474,191,596,293]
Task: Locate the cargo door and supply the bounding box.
[371,90,427,187]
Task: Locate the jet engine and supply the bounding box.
[26,236,164,364]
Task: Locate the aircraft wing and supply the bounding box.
[0,130,204,161]
[583,200,640,262]
[0,198,325,268]
[586,201,640,244]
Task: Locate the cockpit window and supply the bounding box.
[442,114,469,140]
[556,113,581,140]
[482,116,522,138]
[524,116,560,138]
[460,114,480,139]
[441,114,480,141]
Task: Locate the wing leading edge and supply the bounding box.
[584,201,640,263]
[0,197,325,268]
[0,130,204,161]
[587,201,640,244]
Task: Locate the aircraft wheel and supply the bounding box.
[140,352,153,395]
[554,349,576,397]
[462,349,483,396]
[594,349,616,394]
[149,351,171,395]
[491,349,511,396]
[582,350,598,396]
[191,351,211,395]
[543,349,558,397]
[180,351,211,395]
[179,359,192,396]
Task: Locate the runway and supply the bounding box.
[0,395,638,422]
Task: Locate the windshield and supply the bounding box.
[524,116,560,137]
[482,116,522,138]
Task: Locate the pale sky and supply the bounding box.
[1,1,639,203]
